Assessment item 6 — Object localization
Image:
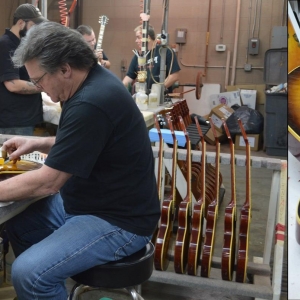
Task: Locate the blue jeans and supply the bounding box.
[0,126,35,136]
[5,194,151,300]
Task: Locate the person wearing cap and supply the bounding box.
[76,24,111,69]
[0,4,47,136]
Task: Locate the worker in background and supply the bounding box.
[122,24,180,94]
[0,3,47,135]
[1,21,160,299]
[77,24,111,69]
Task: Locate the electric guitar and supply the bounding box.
[221,120,237,281]
[154,115,178,271]
[235,119,252,283]
[187,116,206,276]
[174,116,192,274]
[97,15,109,65]
[152,115,164,245]
[201,117,220,278]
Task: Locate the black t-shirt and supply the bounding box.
[0,29,43,127]
[126,45,181,93]
[45,64,160,236]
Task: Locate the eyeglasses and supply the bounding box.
[30,72,47,88]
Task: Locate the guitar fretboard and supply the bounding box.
[96,26,105,51]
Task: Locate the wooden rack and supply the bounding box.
[151,146,287,300]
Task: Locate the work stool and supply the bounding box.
[69,242,154,300]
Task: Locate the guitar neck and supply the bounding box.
[96,25,105,51]
[215,140,220,205]
[201,139,206,203]
[186,139,192,202]
[230,140,236,205]
[245,141,251,209]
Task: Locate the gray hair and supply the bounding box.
[12,21,97,73]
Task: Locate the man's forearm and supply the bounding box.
[4,79,41,94]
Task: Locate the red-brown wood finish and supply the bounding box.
[235,119,252,283]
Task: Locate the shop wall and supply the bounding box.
[0,0,287,91]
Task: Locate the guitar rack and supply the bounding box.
[151,146,287,300]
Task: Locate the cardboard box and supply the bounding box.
[204,128,226,145]
[226,84,266,105]
[209,91,241,109]
[234,133,262,151]
[208,104,235,133]
[240,89,257,109]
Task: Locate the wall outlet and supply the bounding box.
[216,44,226,51]
[244,63,252,72]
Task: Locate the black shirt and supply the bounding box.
[126,45,181,93]
[45,65,160,236]
[0,29,43,127]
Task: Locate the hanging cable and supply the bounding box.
[58,0,68,26]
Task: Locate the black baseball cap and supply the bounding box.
[14,4,48,24]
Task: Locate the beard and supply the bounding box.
[19,26,28,38]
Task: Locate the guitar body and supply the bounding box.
[235,206,251,283]
[201,118,220,278]
[201,202,218,277]
[236,119,252,283]
[154,114,177,271]
[154,198,174,270]
[288,5,300,139]
[288,14,300,74]
[187,117,206,276]
[288,67,300,137]
[174,200,191,273]
[152,116,164,245]
[221,204,236,280]
[221,120,237,281]
[187,199,204,275]
[0,160,43,181]
[174,117,192,274]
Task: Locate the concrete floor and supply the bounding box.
[74,143,288,300]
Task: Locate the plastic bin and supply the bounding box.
[264,48,287,156]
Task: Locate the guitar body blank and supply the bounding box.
[221,204,236,281]
[154,198,174,271]
[201,203,218,277]
[288,67,300,137]
[235,206,251,283]
[288,14,300,139]
[187,200,204,275]
[174,201,191,274]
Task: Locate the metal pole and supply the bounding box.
[41,0,47,20]
[159,0,169,105]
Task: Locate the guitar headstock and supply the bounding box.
[156,113,173,129]
[237,118,248,146]
[99,15,109,26]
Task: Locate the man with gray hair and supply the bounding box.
[1,21,160,299]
